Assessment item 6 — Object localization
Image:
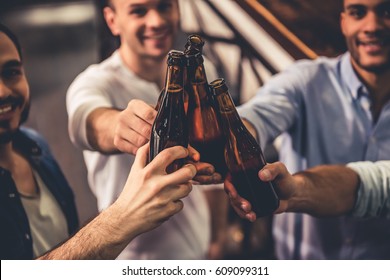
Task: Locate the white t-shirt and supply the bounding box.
[67,51,219,259]
[21,170,68,258]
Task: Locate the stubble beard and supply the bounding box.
[348,38,390,74]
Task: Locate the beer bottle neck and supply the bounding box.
[166,64,184,89]
[186,54,208,82]
[214,90,245,132]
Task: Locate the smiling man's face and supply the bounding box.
[0,31,29,143]
[105,0,180,61]
[341,0,390,73]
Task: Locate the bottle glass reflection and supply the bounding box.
[149,50,188,173]
[211,78,279,217]
[184,34,227,176]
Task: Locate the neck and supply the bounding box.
[119,47,167,89]
[0,142,17,172]
[352,61,390,121]
[1,140,38,197]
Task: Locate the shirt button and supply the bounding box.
[25,233,31,240]
[9,193,16,198]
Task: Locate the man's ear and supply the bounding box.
[103,6,120,36]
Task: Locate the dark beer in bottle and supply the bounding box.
[149,50,188,173]
[210,78,279,217]
[184,35,227,176]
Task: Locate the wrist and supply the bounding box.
[287,172,312,213]
[103,201,140,244]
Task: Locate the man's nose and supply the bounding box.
[363,11,385,33]
[0,80,12,98]
[147,9,166,27]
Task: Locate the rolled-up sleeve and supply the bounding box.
[347,161,390,218]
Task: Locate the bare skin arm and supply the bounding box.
[225,162,359,221]
[204,188,229,259]
[242,119,258,140]
[86,100,222,185]
[38,145,196,259]
[86,100,157,154]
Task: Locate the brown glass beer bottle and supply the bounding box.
[149,50,188,173]
[184,34,205,55]
[184,35,227,176]
[210,78,279,217]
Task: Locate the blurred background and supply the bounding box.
[0,0,345,259]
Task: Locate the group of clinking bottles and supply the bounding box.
[149,34,279,218]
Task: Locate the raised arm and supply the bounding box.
[227,160,390,220]
[86,100,157,155]
[38,144,196,259]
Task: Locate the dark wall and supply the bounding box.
[260,0,346,57]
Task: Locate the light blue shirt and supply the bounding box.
[238,53,390,259]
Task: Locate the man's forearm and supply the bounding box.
[86,108,120,154]
[242,118,259,141]
[38,204,136,260]
[204,188,228,259]
[290,165,359,217]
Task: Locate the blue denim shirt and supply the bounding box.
[238,53,390,259]
[0,127,79,259]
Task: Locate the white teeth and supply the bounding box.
[0,105,12,114]
[361,40,384,46]
[147,32,167,39]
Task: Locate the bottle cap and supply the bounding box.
[167,50,185,66]
[184,34,205,55]
[210,78,228,95]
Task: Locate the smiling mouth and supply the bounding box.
[359,40,384,46]
[357,35,390,47]
[0,104,13,114]
[356,38,390,53]
[144,29,171,41]
[146,33,166,39]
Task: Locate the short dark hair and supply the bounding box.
[0,22,23,60]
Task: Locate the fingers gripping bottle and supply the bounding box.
[210,78,279,217]
[149,50,188,173]
[184,34,228,176]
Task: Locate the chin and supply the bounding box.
[147,50,170,60]
[361,62,390,73]
[146,43,172,56]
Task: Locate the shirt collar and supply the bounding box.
[340,52,369,100]
[14,129,42,157]
[0,129,41,174]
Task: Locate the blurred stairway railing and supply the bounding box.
[179,0,317,103]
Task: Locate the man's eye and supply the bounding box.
[348,8,366,19]
[158,2,172,13]
[380,7,390,19]
[130,7,147,16]
[3,68,22,79]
